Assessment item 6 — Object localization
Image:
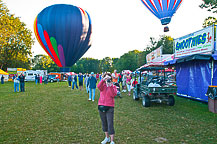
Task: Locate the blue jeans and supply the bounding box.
[35,79,38,84]
[86,84,89,93]
[72,81,78,89]
[68,81,71,86]
[14,83,19,92]
[20,82,25,92]
[89,88,96,100]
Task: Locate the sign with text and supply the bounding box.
[174,26,214,58]
[146,46,162,63]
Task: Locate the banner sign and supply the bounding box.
[174,26,214,58]
[146,46,162,63]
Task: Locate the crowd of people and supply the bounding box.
[66,70,139,100]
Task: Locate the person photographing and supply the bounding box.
[97,73,117,144]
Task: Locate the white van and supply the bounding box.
[23,70,47,81]
[23,70,39,81]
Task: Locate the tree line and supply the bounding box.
[31,35,173,73]
[0,0,216,72]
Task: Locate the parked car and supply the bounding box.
[47,75,58,83]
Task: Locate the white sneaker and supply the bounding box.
[110,141,115,144]
[101,137,110,144]
[92,100,94,102]
[88,98,91,101]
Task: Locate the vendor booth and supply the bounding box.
[0,69,9,82]
[165,25,216,102]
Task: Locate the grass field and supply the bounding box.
[0,82,217,144]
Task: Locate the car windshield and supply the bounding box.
[48,75,56,78]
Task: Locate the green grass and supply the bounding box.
[0,82,217,144]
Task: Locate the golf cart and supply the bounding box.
[133,67,177,107]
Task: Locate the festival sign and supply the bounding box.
[174,26,214,58]
[146,46,162,63]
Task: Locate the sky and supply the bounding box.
[3,0,217,60]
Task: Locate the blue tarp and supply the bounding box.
[176,60,211,102]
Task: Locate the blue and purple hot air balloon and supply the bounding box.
[34,4,92,67]
[141,0,183,32]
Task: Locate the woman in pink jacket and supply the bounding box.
[40,75,43,84]
[97,73,117,144]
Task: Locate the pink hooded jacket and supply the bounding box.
[97,80,117,107]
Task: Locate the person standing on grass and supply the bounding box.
[118,72,122,86]
[19,73,25,92]
[37,74,40,84]
[68,74,72,87]
[40,75,43,84]
[122,72,127,92]
[13,74,20,92]
[112,70,118,84]
[126,73,132,96]
[35,74,38,84]
[43,75,48,84]
[97,73,117,144]
[87,72,97,101]
[1,75,4,84]
[84,74,89,93]
[96,73,99,81]
[72,74,78,90]
[78,73,84,90]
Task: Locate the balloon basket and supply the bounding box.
[164,26,169,32]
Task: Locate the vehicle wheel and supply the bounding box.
[168,95,175,106]
[133,90,139,101]
[142,96,150,107]
[50,79,54,83]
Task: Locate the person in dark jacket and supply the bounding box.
[78,73,84,90]
[72,74,78,90]
[68,75,72,87]
[87,72,97,101]
[1,75,4,84]
[19,73,25,92]
[35,74,38,84]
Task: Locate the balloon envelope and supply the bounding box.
[34,4,92,67]
[141,0,183,25]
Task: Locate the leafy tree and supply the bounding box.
[200,0,217,13]
[100,57,113,72]
[71,58,100,73]
[202,16,217,28]
[0,0,34,70]
[32,55,57,72]
[114,50,141,72]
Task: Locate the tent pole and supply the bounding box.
[211,59,214,86]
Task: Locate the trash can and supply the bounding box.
[206,86,217,113]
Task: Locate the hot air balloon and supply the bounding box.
[141,0,183,32]
[34,4,92,68]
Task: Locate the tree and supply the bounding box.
[32,55,58,72]
[145,35,174,54]
[100,57,113,72]
[202,16,217,28]
[200,0,217,13]
[71,58,100,73]
[0,0,34,70]
[114,50,141,72]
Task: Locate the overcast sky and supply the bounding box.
[3,0,217,59]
